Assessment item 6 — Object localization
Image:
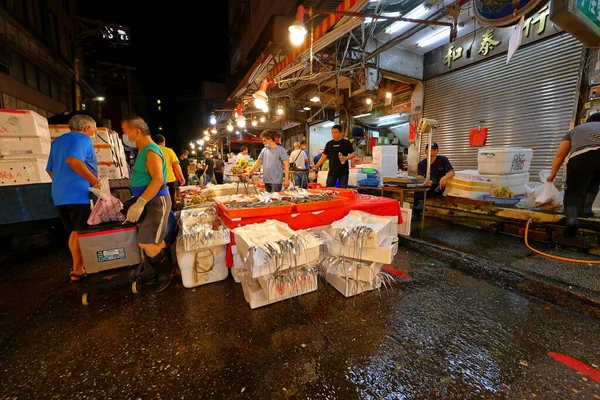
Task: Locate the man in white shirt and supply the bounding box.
[235,146,249,163]
[289,142,309,188]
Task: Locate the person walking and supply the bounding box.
[122,116,174,292]
[289,141,309,189]
[214,153,225,184]
[202,151,214,185]
[179,150,190,186]
[46,114,99,282]
[312,124,355,188]
[152,134,184,210]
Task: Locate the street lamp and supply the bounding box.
[81,96,106,110]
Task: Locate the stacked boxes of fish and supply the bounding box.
[323,211,398,297]
[232,220,322,309]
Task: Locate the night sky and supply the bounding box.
[76,1,230,152]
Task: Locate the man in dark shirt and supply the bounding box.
[313,124,355,188]
[203,151,214,184]
[414,142,455,215]
[179,150,190,186]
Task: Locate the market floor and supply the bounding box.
[1,235,600,399]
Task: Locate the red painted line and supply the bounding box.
[382,265,412,282]
[548,352,600,383]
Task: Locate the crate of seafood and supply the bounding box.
[214,193,294,219]
[280,189,350,213]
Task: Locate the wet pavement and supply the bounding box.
[1,234,600,399]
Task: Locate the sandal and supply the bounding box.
[70,269,87,282]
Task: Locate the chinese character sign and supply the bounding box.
[577,0,600,25]
[479,29,501,56]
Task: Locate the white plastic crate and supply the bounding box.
[478,147,533,175]
[0,157,50,185]
[176,243,228,288]
[0,109,49,139]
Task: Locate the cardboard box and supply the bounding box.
[0,109,49,139]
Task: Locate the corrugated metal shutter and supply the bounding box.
[422,33,583,180]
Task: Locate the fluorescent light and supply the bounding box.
[354,113,372,118]
[310,95,320,102]
[385,5,429,34]
[303,106,311,111]
[322,121,334,128]
[377,113,401,121]
[417,27,453,47]
[365,12,399,23]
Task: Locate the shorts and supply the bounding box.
[137,195,171,244]
[56,204,91,232]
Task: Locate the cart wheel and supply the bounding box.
[82,292,90,306]
[131,281,139,294]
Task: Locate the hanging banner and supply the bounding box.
[469,127,488,146]
[475,0,548,27]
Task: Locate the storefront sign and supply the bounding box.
[550,0,600,47]
[475,0,548,26]
[424,5,559,78]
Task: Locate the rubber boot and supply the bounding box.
[134,258,157,285]
[564,205,580,237]
[580,193,596,218]
[150,249,175,293]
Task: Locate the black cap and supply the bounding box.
[426,142,439,150]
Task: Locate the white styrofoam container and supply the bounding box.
[0,136,51,157]
[0,109,49,139]
[324,272,382,297]
[242,275,318,309]
[478,172,530,195]
[94,145,117,164]
[444,177,491,199]
[327,261,383,282]
[398,208,412,236]
[257,267,319,301]
[317,169,328,187]
[233,231,321,278]
[49,124,70,139]
[176,243,228,288]
[477,147,533,175]
[0,158,51,185]
[331,235,398,264]
[98,162,128,179]
[329,214,393,247]
[372,145,398,156]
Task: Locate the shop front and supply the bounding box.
[419,5,585,180]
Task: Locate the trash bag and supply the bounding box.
[87,178,126,225]
[525,170,563,210]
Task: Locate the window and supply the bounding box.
[38,70,51,97]
[10,52,25,83]
[25,61,38,90]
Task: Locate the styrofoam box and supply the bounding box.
[478,172,529,195]
[327,261,383,282]
[372,145,398,156]
[325,272,382,297]
[95,145,117,163]
[176,243,228,288]
[49,124,70,139]
[93,128,115,147]
[329,214,393,247]
[0,109,49,139]
[242,274,318,309]
[331,235,398,264]
[98,164,127,179]
[478,147,533,175]
[233,231,321,278]
[444,177,491,199]
[0,158,50,186]
[0,136,50,157]
[257,267,319,301]
[317,169,328,187]
[398,208,412,236]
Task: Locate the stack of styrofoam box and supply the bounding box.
[477,147,533,195]
[232,220,320,309]
[94,128,129,179]
[326,211,397,297]
[444,170,491,199]
[175,206,231,288]
[0,109,52,186]
[372,145,398,178]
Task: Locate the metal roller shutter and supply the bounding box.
[422,33,583,179]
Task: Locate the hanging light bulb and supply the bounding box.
[251,117,258,127]
[209,113,217,125]
[277,105,284,116]
[211,127,217,134]
[310,94,320,103]
[226,121,234,132]
[253,79,269,109]
[365,97,373,105]
[261,104,269,113]
[385,92,392,99]
[289,5,307,46]
[259,115,266,123]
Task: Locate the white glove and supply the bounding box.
[126,197,148,223]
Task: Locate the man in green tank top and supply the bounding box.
[122,116,174,292]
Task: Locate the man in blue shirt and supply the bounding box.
[46,114,99,282]
[243,131,289,192]
[414,142,455,216]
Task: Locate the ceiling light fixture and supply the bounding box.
[354,113,372,118]
[259,115,266,123]
[253,79,269,109]
[289,5,308,46]
[251,117,258,127]
[310,95,320,103]
[211,127,217,134]
[209,113,217,125]
[226,121,234,132]
[303,106,311,111]
[385,5,429,35]
[276,105,284,116]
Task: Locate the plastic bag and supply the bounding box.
[87,178,126,225]
[526,170,563,209]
